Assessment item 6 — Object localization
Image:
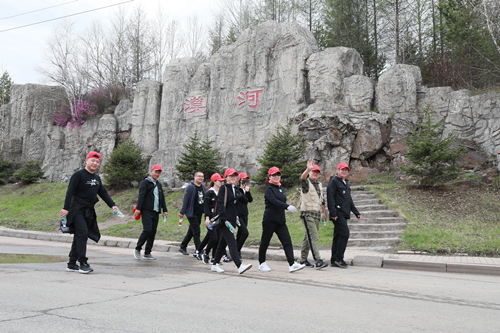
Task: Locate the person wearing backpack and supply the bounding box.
[133,164,168,260]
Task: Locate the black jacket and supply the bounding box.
[136,177,167,213]
[67,196,101,242]
[236,187,253,216]
[217,183,243,226]
[327,175,360,219]
[204,188,218,219]
[263,183,289,225]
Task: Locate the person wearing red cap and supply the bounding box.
[60,151,120,273]
[326,162,361,268]
[179,171,206,257]
[197,173,225,264]
[133,164,168,260]
[258,167,305,273]
[298,159,328,269]
[235,172,252,258]
[210,168,252,274]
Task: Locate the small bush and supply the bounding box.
[0,157,14,185]
[103,139,149,190]
[13,161,47,185]
[254,124,306,187]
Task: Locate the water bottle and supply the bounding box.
[163,215,167,223]
[236,216,241,226]
[60,216,69,233]
[207,222,214,231]
[113,209,124,217]
[322,218,327,226]
[225,221,236,233]
[178,218,183,226]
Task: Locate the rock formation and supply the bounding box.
[1,20,499,186]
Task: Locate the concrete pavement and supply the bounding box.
[1,226,499,276]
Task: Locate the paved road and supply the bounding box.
[1,236,499,333]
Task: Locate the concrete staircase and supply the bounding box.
[347,187,406,250]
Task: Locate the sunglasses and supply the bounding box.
[270,173,281,177]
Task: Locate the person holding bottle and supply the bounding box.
[210,168,252,275]
[299,159,328,269]
[197,173,225,264]
[133,164,168,260]
[258,167,305,273]
[60,151,120,274]
[235,172,252,259]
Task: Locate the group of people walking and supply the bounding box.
[60,151,361,274]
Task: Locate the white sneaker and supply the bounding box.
[258,262,271,272]
[211,264,224,273]
[238,263,252,275]
[289,261,306,273]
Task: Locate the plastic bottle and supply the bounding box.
[236,216,241,226]
[178,218,183,226]
[163,215,167,223]
[113,209,124,218]
[322,218,327,226]
[207,222,214,231]
[61,216,67,227]
[225,221,236,233]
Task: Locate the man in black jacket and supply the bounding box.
[327,162,361,268]
[133,164,168,260]
[60,151,119,274]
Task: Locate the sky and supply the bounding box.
[0,0,215,84]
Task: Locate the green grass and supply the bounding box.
[367,183,500,256]
[0,253,67,263]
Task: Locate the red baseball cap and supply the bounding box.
[238,172,250,179]
[337,162,350,170]
[268,166,281,176]
[210,173,225,182]
[311,164,321,173]
[86,151,101,160]
[151,164,162,171]
[224,168,239,177]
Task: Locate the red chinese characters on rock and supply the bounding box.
[238,89,264,109]
[183,97,206,115]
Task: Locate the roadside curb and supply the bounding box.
[2,226,500,276]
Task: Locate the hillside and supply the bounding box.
[0,182,499,255]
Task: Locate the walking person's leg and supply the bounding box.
[136,210,154,253]
[144,212,159,255]
[274,224,296,266]
[236,215,249,255]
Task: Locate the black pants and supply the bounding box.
[331,215,350,263]
[136,210,159,254]
[69,210,90,264]
[236,215,249,253]
[213,223,241,268]
[198,226,219,257]
[259,221,295,266]
[180,215,202,250]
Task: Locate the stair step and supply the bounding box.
[352,210,398,218]
[354,204,388,211]
[353,199,381,206]
[351,193,377,200]
[350,230,404,238]
[347,237,402,247]
[350,217,406,224]
[349,223,407,231]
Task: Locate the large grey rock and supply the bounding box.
[130,80,162,156]
[306,47,364,103]
[343,75,375,112]
[154,21,319,186]
[352,120,388,160]
[375,64,421,116]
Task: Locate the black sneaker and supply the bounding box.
[222,255,232,262]
[66,262,79,272]
[201,253,209,264]
[334,260,348,268]
[179,247,189,255]
[300,260,314,268]
[78,262,94,274]
[193,252,202,260]
[315,259,328,270]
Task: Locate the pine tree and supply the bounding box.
[13,161,47,185]
[402,107,466,187]
[0,156,14,185]
[0,71,13,106]
[175,130,221,183]
[103,139,149,190]
[254,124,307,187]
